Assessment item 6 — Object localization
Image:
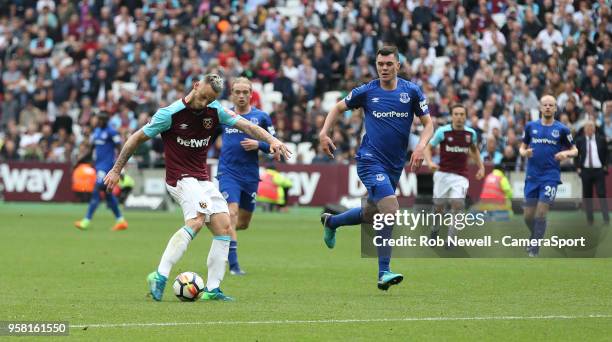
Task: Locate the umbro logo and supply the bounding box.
[372,97,380,103]
[179,124,189,129]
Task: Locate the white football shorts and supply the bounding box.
[433,171,469,205]
[166,177,229,222]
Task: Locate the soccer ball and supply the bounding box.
[173,272,205,301]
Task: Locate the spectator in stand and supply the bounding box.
[0,0,607,170]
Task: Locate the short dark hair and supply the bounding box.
[376,45,399,61]
[450,104,468,115]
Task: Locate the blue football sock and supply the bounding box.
[377,224,393,278]
[106,193,122,219]
[228,240,239,269]
[532,217,547,254]
[86,189,101,220]
[328,208,362,229]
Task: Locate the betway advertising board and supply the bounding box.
[0,162,75,202]
[5,161,607,206]
[271,164,485,206]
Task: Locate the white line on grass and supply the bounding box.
[71,314,612,329]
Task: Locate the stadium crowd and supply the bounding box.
[0,0,610,170]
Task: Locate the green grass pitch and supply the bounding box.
[0,202,611,341]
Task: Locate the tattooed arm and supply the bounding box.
[103,129,150,189]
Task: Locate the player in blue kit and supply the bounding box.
[75,112,128,231]
[318,46,434,290]
[519,95,577,257]
[217,77,275,275]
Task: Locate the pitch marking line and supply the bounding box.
[72,314,612,329]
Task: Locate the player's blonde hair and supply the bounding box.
[231,77,252,92]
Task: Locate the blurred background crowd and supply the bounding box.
[0,0,610,170]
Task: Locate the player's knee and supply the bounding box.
[450,200,465,211]
[362,203,377,224]
[218,223,232,236]
[377,199,399,216]
[186,216,205,232]
[236,222,249,230]
[535,210,547,219]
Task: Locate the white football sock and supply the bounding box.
[157,227,194,278]
[206,236,230,290]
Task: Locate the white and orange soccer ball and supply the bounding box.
[173,272,205,301]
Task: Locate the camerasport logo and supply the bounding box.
[0,163,63,200]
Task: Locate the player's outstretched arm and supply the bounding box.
[409,115,434,171]
[104,129,150,190]
[233,119,291,161]
[318,100,348,158]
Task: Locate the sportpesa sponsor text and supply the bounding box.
[372,111,411,118]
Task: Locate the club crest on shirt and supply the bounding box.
[376,174,385,182]
[203,118,214,129]
[250,118,259,125]
[448,136,453,142]
[466,134,471,143]
[551,129,559,138]
[199,201,208,209]
[532,129,538,134]
[399,93,410,103]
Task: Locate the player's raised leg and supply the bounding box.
[321,207,363,249]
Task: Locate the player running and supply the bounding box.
[519,95,577,257]
[424,104,484,246]
[217,77,275,275]
[319,46,434,290]
[75,112,128,231]
[103,74,290,301]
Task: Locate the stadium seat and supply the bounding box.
[251,81,263,95]
[263,82,274,94]
[261,91,283,114]
[322,91,342,112]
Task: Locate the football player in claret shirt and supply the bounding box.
[103,74,290,301]
[318,46,434,291]
[519,95,577,257]
[424,104,485,247]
